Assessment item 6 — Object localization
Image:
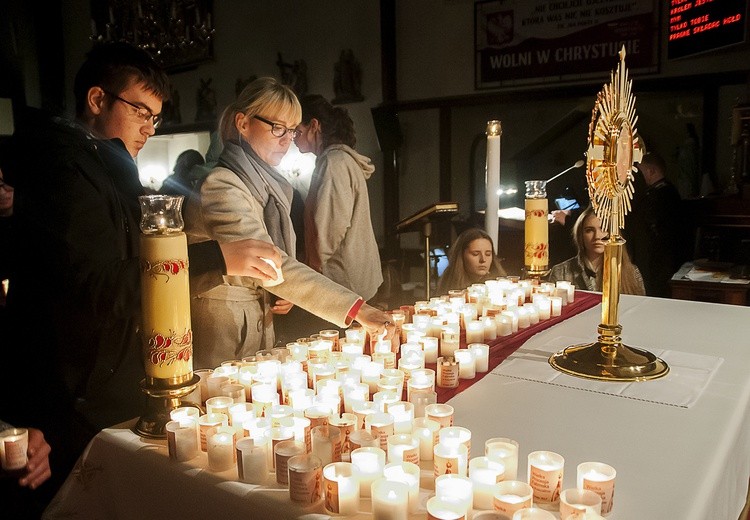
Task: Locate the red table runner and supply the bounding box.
[429,291,602,403]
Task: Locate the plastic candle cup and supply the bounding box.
[304,405,333,429]
[388,401,415,434]
[439,426,472,458]
[559,488,603,519]
[372,391,400,413]
[197,412,228,452]
[351,446,386,498]
[205,396,234,418]
[220,383,247,403]
[351,400,380,430]
[493,480,534,517]
[329,413,358,460]
[236,437,269,484]
[383,461,421,512]
[437,357,460,389]
[485,437,519,480]
[409,389,438,418]
[323,461,360,515]
[440,328,461,358]
[426,496,470,519]
[207,428,235,472]
[469,456,506,509]
[412,417,440,461]
[365,412,395,451]
[287,453,323,504]
[527,451,565,509]
[371,478,409,520]
[454,349,477,380]
[275,440,306,485]
[550,296,563,317]
[166,419,199,462]
[425,403,455,429]
[435,474,474,513]
[577,461,616,516]
[343,382,370,414]
[434,442,469,478]
[311,424,342,466]
[466,320,485,344]
[469,343,490,373]
[512,507,556,519]
[386,434,420,465]
[349,429,379,451]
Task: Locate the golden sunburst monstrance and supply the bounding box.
[549,48,669,382]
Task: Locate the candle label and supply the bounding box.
[324,476,340,513]
[276,453,293,485]
[3,439,27,470]
[584,477,615,514]
[402,446,420,465]
[142,257,188,279]
[434,453,460,477]
[529,464,563,504]
[437,364,459,389]
[167,430,178,460]
[289,466,322,504]
[370,425,393,451]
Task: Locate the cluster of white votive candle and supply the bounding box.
[158,289,615,519]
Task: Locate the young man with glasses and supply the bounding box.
[1,42,284,505]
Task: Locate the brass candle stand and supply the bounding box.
[548,48,669,382]
[134,195,200,438]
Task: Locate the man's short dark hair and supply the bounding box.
[73,42,170,116]
[639,151,667,174]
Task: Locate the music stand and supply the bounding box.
[396,202,459,299]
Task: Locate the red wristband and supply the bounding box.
[346,298,365,325]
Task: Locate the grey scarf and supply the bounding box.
[218,139,296,257]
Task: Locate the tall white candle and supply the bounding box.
[485,122,501,252]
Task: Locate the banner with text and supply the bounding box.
[474,0,659,89]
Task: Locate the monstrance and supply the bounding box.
[548,48,669,381]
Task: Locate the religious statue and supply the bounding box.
[276,52,308,97]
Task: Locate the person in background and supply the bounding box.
[625,151,686,297]
[160,148,204,197]
[548,206,645,295]
[295,94,383,300]
[437,228,506,294]
[2,42,285,504]
[185,77,393,368]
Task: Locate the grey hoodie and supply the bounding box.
[304,144,383,300]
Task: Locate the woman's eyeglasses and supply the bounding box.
[253,115,299,138]
[104,90,162,128]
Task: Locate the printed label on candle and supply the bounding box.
[529,464,563,504]
[324,477,340,513]
[370,425,393,451]
[276,453,293,485]
[402,446,420,466]
[3,440,27,470]
[427,413,453,429]
[584,477,615,514]
[167,430,178,460]
[289,466,322,503]
[434,453,460,477]
[438,364,459,388]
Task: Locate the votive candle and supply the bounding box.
[351,446,386,498]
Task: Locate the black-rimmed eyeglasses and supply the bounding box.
[253,115,298,138]
[104,90,162,128]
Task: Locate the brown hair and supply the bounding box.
[300,94,356,149]
[573,207,645,295]
[437,228,506,294]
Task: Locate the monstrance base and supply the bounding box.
[134,374,200,439]
[549,341,669,382]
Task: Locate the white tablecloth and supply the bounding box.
[450,294,750,520]
[43,295,750,519]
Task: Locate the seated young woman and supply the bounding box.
[548,206,645,295]
[437,228,506,295]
